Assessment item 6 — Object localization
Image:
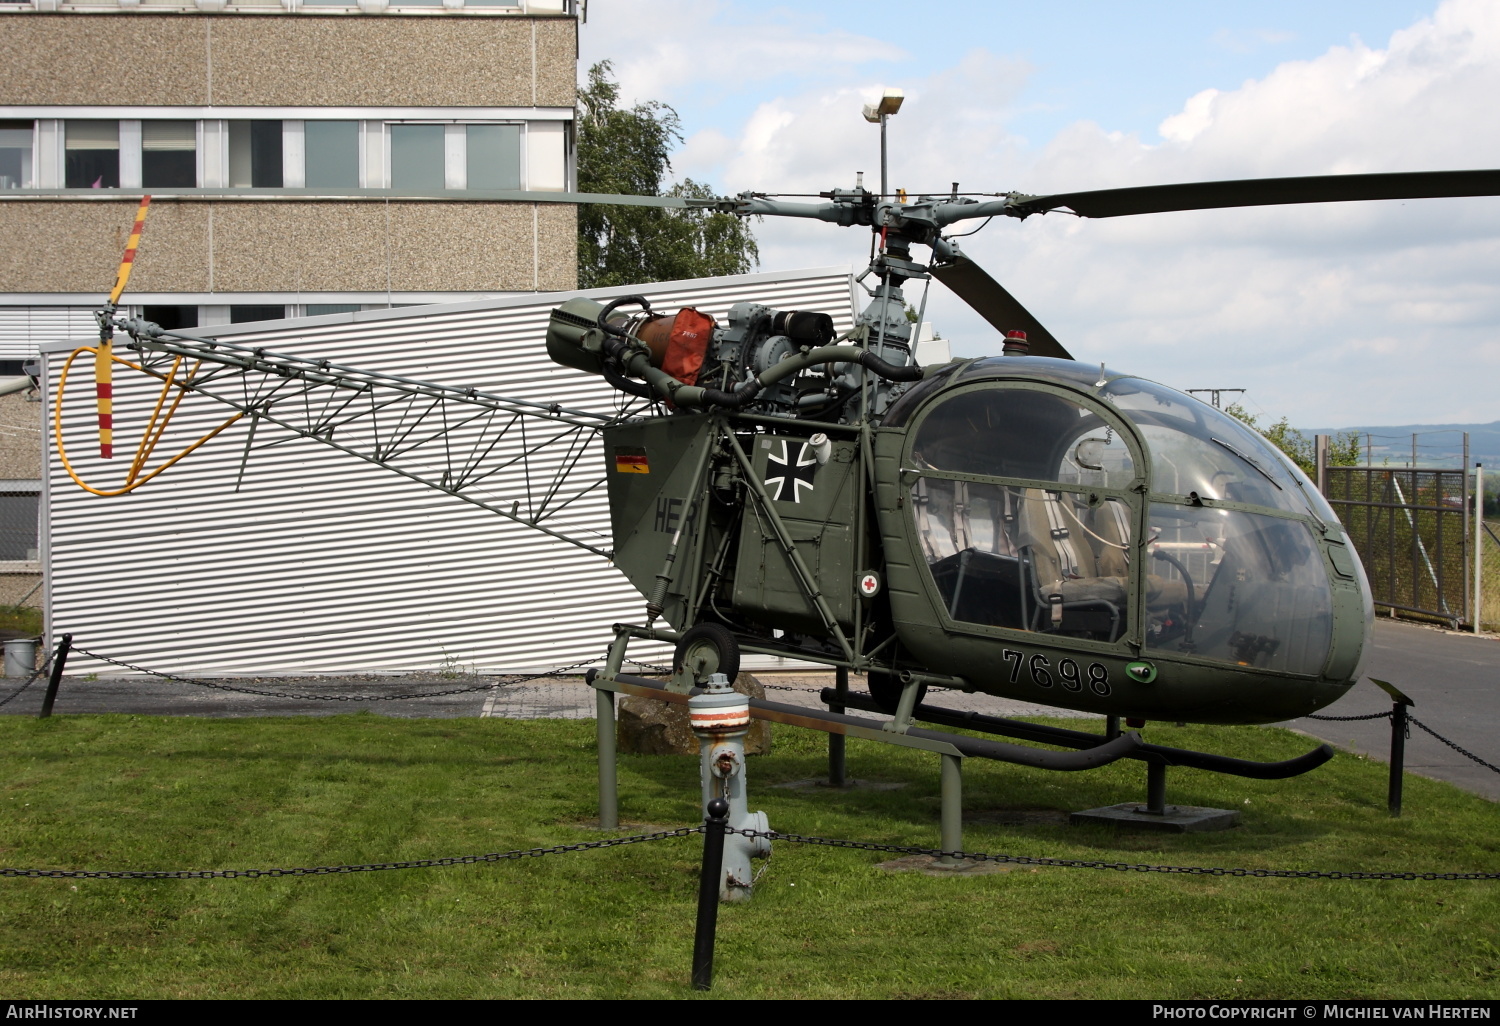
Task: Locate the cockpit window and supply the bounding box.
[911,386,1136,489]
[1100,378,1325,517]
[1144,503,1333,675]
[909,384,1139,644]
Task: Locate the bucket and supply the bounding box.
[4,638,37,677]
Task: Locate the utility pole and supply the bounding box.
[1186,388,1245,410]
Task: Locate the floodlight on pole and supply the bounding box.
[862,88,903,199]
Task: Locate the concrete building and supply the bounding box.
[0,0,582,628]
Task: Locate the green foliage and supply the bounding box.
[1223,403,1361,476]
[1,713,1498,998]
[576,62,759,289]
[0,603,41,638]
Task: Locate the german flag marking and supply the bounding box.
[614,446,649,474]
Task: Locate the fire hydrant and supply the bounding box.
[688,672,771,902]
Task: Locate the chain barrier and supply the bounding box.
[66,646,600,703]
[1409,715,1500,776]
[0,653,52,711]
[0,827,702,880]
[9,822,1496,883]
[1300,707,1500,777]
[731,828,1500,881]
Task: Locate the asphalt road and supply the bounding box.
[3,618,1496,802]
[1281,619,1500,802]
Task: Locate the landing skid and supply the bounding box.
[825,689,1335,832]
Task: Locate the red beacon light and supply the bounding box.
[1002,330,1030,356]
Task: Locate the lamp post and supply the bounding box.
[862,88,904,199]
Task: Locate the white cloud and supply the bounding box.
[581,0,1500,426]
[696,0,1500,426]
[578,1,906,110]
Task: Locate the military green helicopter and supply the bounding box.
[80,162,1500,731]
[542,166,1500,727]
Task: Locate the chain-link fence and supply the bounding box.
[1325,468,1470,625]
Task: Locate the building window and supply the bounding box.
[0,121,33,190]
[65,121,120,189]
[390,123,445,191]
[305,121,359,189]
[142,121,197,188]
[228,120,283,188]
[305,304,362,316]
[142,306,198,332]
[466,124,521,190]
[230,306,287,324]
[0,491,40,563]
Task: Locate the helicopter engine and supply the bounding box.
[545,293,921,422]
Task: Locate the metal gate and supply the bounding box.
[1324,468,1470,627]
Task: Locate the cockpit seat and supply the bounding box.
[1017,489,1125,634]
[1086,498,1189,612]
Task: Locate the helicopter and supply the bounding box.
[63,151,1500,730]
[535,163,1500,727]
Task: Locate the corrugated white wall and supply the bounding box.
[43,267,857,676]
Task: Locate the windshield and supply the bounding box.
[1144,503,1333,675]
[1100,378,1329,518]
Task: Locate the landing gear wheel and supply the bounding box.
[673,623,741,685]
[867,671,927,715]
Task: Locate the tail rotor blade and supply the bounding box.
[108,195,151,306]
[930,255,1073,361]
[97,195,151,458]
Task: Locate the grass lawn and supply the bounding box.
[1,712,1497,999]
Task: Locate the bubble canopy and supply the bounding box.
[896,361,1342,679]
[1098,377,1333,519]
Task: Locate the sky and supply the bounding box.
[577,0,1500,430]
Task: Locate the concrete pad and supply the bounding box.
[1070,803,1241,833]
[877,854,1014,876]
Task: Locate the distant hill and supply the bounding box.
[1298,421,1500,468]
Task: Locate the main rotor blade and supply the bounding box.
[1014,169,1500,219]
[930,255,1073,361]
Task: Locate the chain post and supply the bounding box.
[37,633,72,720]
[1371,678,1415,817]
[1389,700,1408,817]
[692,797,729,992]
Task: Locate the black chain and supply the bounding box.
[626,660,673,675]
[1300,709,1499,776]
[8,822,1499,883]
[69,647,599,703]
[734,828,1500,881]
[0,827,702,880]
[1409,715,1500,776]
[0,653,52,711]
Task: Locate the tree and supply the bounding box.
[1223,403,1361,476]
[576,62,759,289]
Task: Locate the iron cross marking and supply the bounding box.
[765,439,818,503]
